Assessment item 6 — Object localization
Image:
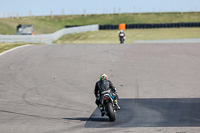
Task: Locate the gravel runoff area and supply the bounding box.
[134,38,200,43]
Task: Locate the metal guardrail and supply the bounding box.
[0,24,99,44]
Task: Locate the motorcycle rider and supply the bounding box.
[94,74,120,116]
[119,30,126,44]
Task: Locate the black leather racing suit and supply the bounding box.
[94,79,117,106]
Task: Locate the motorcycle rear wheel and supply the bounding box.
[120,39,124,44]
[106,102,115,121]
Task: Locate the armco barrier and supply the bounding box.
[0,24,99,44]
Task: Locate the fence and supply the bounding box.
[0,24,99,44]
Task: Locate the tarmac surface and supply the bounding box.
[0,43,200,133]
[134,38,200,43]
[85,98,200,128]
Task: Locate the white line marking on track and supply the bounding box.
[0,44,32,57]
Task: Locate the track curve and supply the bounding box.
[0,43,200,133]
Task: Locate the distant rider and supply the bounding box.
[94,74,120,116]
[119,30,126,43]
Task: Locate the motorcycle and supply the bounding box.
[100,90,118,121]
[119,32,126,44]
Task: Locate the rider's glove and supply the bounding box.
[113,88,117,93]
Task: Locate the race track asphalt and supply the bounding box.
[85,98,200,128]
[0,43,200,133]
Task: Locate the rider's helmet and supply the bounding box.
[100,73,108,80]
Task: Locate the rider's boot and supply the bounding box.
[99,104,105,116]
[114,100,121,110]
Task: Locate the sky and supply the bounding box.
[0,0,200,17]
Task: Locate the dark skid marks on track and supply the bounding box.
[82,98,200,128]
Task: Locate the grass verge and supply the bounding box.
[54,28,200,44]
[0,12,200,35]
[0,43,28,53]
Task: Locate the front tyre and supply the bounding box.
[106,102,115,121]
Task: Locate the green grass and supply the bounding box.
[0,43,27,53]
[54,28,200,44]
[0,12,200,35]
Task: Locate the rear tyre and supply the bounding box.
[106,102,115,121]
[120,39,124,44]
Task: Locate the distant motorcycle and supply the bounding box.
[119,31,126,44]
[100,90,118,121]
